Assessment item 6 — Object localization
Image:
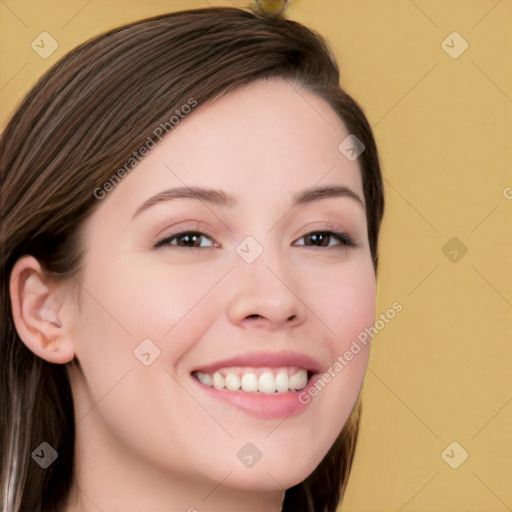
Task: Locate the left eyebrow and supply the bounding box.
[292,185,364,208]
[132,184,364,219]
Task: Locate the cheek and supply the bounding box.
[69,257,220,468]
[328,256,376,382]
[293,256,376,447]
[308,253,377,348]
[102,256,228,359]
[77,252,225,344]
[333,270,376,349]
[70,253,229,425]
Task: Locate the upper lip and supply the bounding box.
[191,350,324,375]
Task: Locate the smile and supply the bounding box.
[192,366,310,394]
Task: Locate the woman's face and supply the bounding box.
[67,79,376,496]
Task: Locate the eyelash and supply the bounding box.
[154,229,356,250]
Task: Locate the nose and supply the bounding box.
[226,250,307,331]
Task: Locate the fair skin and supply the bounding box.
[10,79,376,512]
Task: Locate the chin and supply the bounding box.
[228,456,320,492]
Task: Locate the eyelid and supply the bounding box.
[152,220,216,245]
[293,220,355,240]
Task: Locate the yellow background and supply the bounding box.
[1,1,510,510]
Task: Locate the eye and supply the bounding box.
[154,231,217,249]
[154,229,356,250]
[294,230,356,248]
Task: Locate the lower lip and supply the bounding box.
[191,373,321,419]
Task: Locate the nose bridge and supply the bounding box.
[226,234,307,329]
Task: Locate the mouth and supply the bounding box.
[189,351,323,419]
[191,366,315,394]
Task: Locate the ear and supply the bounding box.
[9,255,76,364]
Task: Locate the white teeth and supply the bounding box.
[289,369,308,390]
[213,372,225,390]
[241,373,259,392]
[258,371,276,394]
[225,373,241,391]
[194,367,310,394]
[196,372,213,386]
[275,370,290,393]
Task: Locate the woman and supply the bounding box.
[0,4,384,511]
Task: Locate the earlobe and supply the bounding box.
[9,255,76,364]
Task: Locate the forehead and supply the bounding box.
[95,78,364,217]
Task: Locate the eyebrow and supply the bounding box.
[132,184,364,219]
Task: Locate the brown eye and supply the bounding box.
[296,231,356,248]
[155,231,216,249]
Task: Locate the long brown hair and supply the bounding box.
[0,6,384,511]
